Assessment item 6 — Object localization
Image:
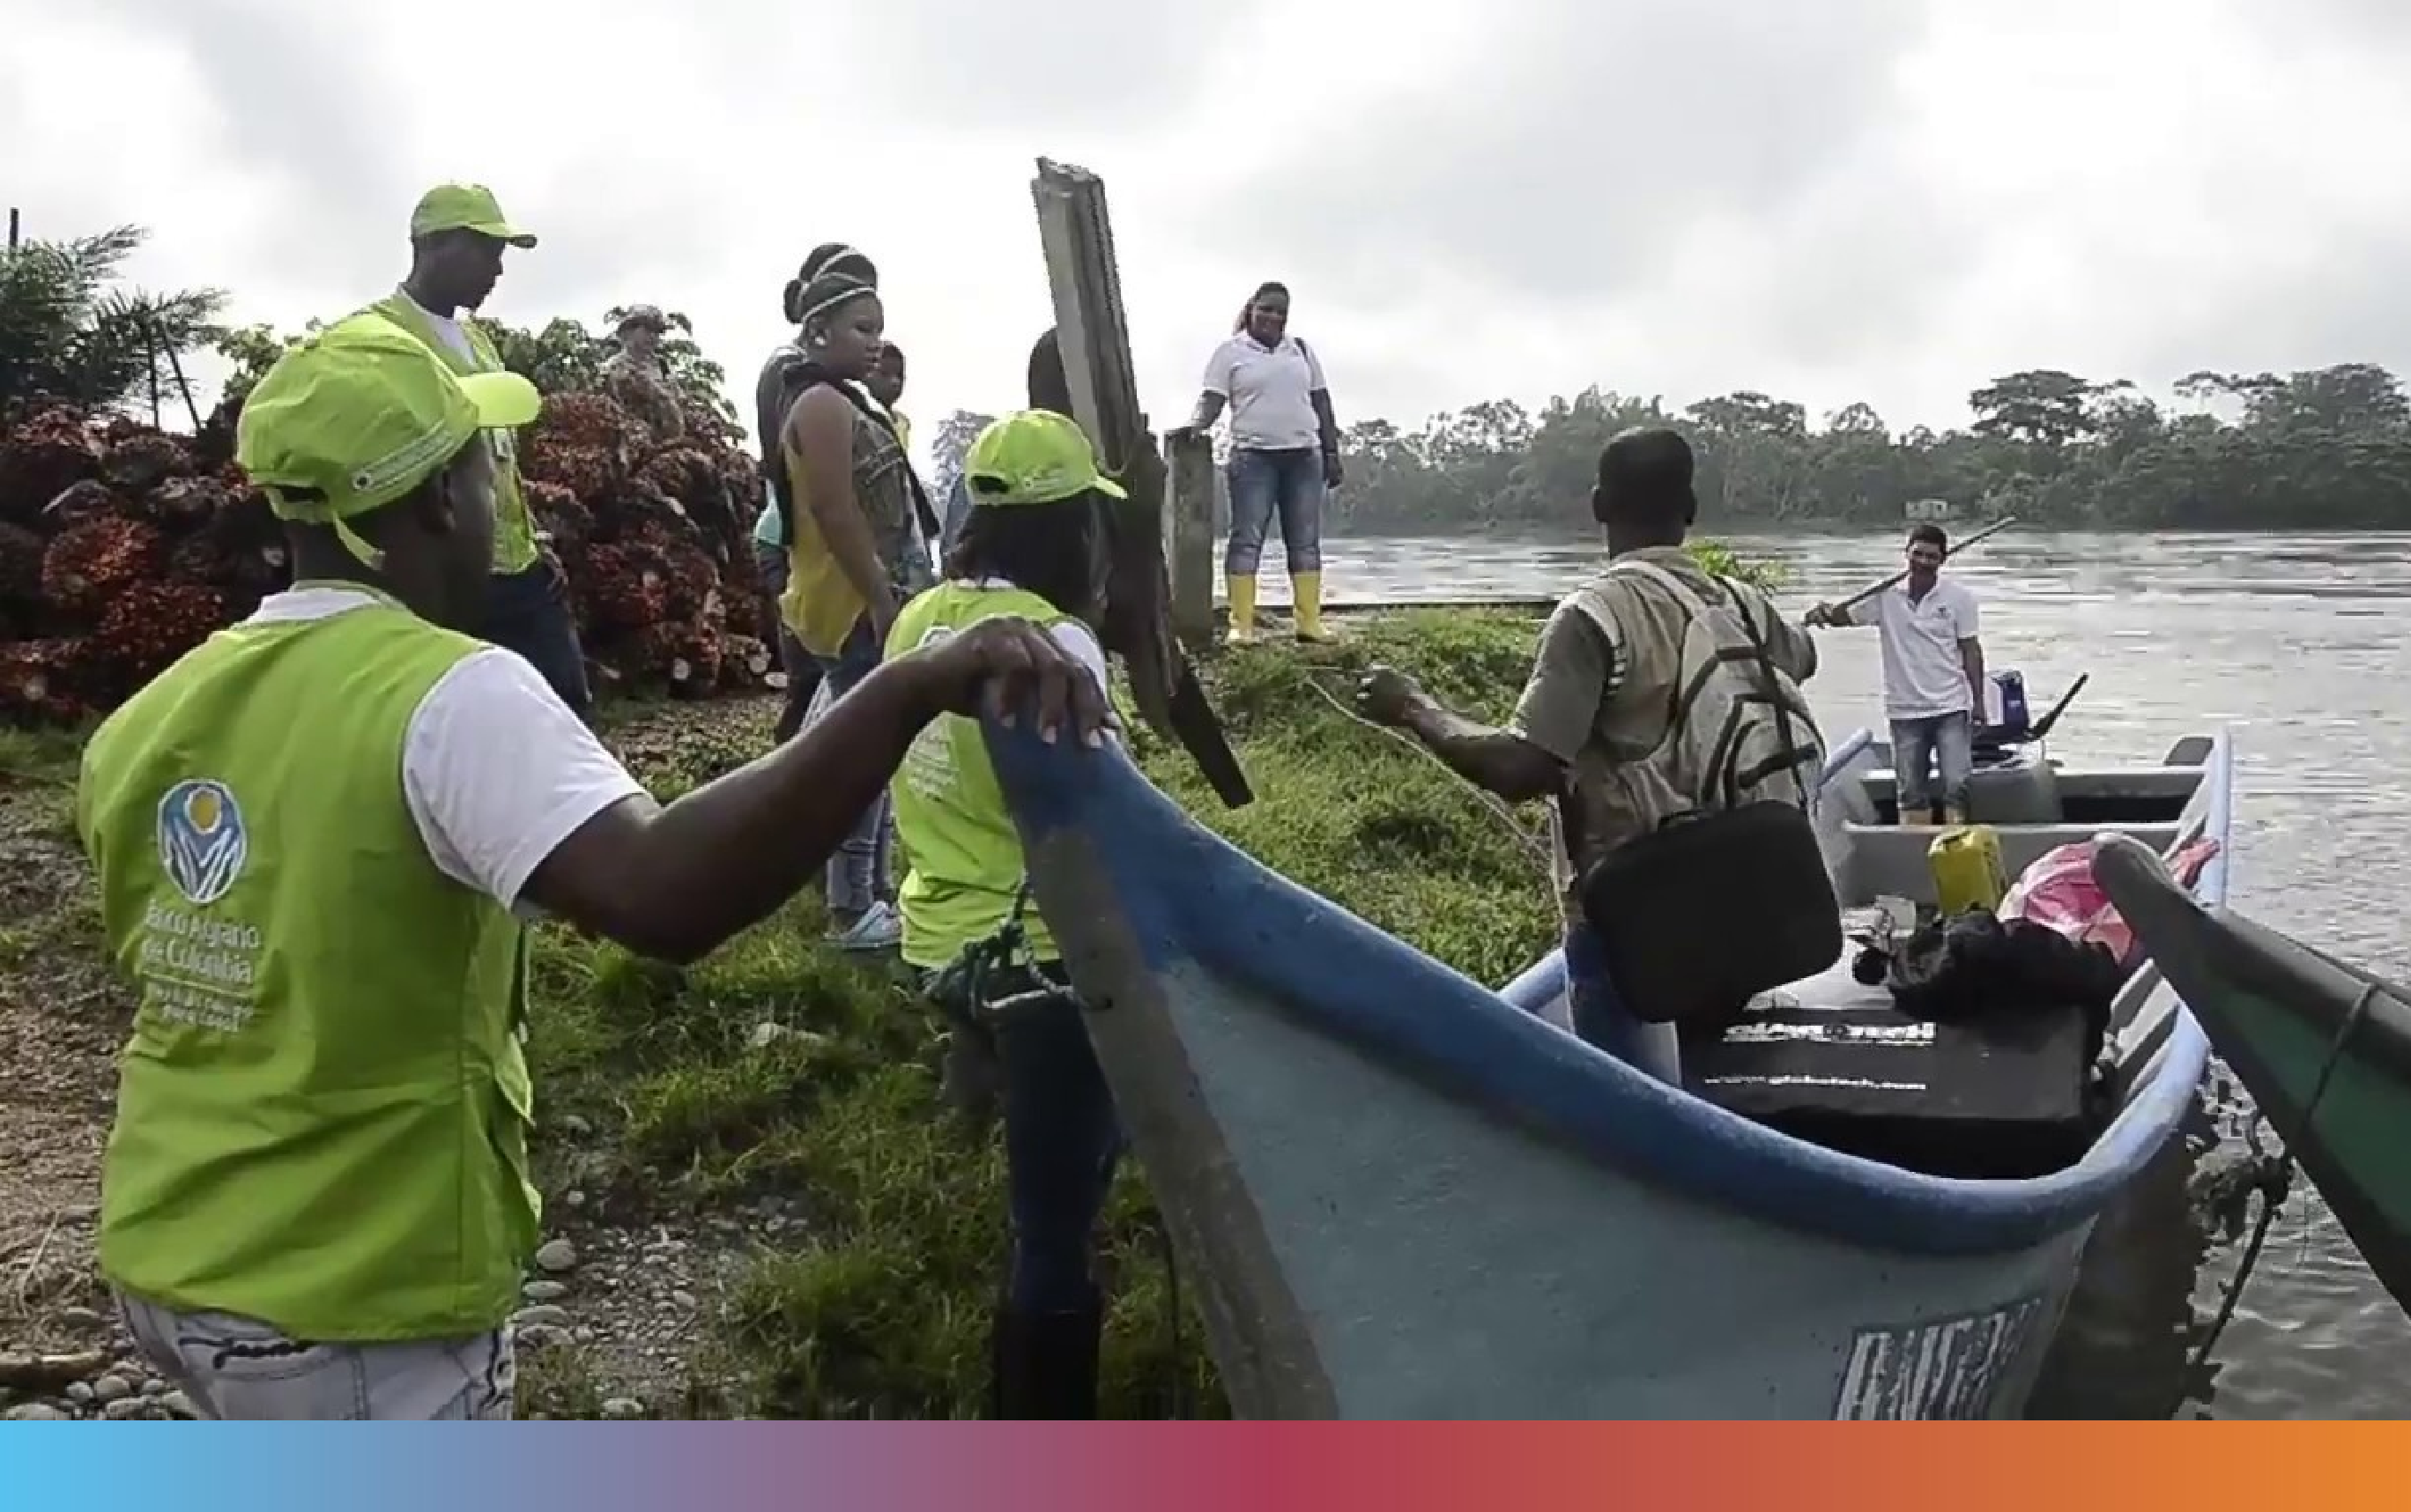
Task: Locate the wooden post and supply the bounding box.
[1166,429,1217,646]
[1030,157,1250,807]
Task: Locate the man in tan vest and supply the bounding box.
[1356,427,1821,1078]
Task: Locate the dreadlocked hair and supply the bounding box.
[946,492,1108,626]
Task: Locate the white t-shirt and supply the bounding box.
[249,587,645,913]
[395,288,478,366]
[1201,333,1328,451]
[1854,577,1981,719]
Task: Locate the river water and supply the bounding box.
[1255,528,2411,1419]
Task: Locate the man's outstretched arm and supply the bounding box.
[412,619,1107,966]
[1356,601,1606,804]
[1391,691,1564,803]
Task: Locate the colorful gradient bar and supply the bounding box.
[4,1423,2408,1510]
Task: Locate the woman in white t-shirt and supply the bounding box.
[1188,281,1344,643]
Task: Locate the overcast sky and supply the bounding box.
[8,0,2409,449]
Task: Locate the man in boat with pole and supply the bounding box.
[1806,523,1989,826]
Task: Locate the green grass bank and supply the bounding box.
[517,604,1567,1419]
[0,543,1780,1419]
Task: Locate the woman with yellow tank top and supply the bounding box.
[776,268,937,948]
[753,243,876,743]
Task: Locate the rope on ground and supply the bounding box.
[2186,979,2381,1371]
[1298,674,1554,876]
[1149,1210,1192,1419]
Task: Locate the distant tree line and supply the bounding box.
[13,220,2400,536]
[1313,365,2411,534]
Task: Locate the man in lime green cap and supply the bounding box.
[371,182,593,720]
[887,408,1128,1419]
[75,321,1109,1419]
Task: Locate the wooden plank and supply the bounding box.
[1032,158,1251,808]
[1165,429,1218,645]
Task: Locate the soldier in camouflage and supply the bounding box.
[602,305,687,446]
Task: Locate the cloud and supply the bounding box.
[805,0,1265,133]
[82,0,408,291]
[8,0,2411,448]
[1186,0,1933,304]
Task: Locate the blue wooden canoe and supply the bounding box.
[987,720,2230,1419]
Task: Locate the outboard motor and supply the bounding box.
[1966,669,2088,825]
[1972,667,2030,768]
[1990,669,2030,742]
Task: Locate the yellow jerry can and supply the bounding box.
[1928,824,2009,915]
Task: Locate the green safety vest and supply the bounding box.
[77,598,538,1342]
[886,582,1076,973]
[368,293,540,576]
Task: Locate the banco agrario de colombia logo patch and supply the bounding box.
[156,779,249,907]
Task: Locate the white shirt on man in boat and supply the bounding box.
[1839,578,1981,721]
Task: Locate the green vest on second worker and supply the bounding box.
[879,408,1129,975]
[78,600,538,1342]
[886,580,1079,973]
[369,292,540,576]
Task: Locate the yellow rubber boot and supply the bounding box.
[1226,573,1259,644]
[1291,570,1331,642]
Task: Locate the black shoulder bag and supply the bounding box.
[1572,565,1842,1026]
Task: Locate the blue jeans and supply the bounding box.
[1891,710,1975,817]
[813,616,893,914]
[480,561,590,718]
[996,969,1124,1315]
[1563,922,1682,1084]
[1223,447,1324,575]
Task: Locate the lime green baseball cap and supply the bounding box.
[962,410,1128,510]
[410,182,537,248]
[236,311,542,567]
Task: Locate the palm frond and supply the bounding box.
[0,224,226,413]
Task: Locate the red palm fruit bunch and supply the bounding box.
[0,406,105,524]
[99,582,227,684]
[0,637,100,725]
[42,517,166,618]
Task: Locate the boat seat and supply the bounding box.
[1966,759,2062,826]
[1694,931,2111,1182]
[1755,939,1886,1015]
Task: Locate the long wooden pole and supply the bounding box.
[1030,157,1252,808]
[1826,514,2018,617]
